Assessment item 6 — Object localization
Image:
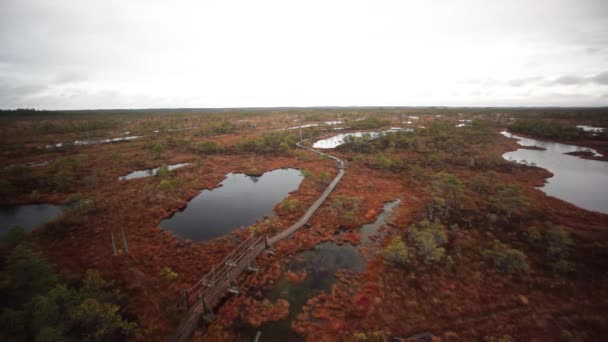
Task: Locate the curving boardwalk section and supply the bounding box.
[174,142,345,342]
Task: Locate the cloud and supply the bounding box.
[1,0,608,108]
[547,72,608,86]
[592,71,608,85]
[507,77,542,87]
[552,75,587,85]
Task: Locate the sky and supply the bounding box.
[1,0,607,109]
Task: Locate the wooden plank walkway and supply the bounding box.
[174,143,346,342]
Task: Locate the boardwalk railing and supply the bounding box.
[174,142,346,342]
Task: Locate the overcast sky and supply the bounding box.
[1,0,607,109]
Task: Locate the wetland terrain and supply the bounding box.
[1,107,607,341]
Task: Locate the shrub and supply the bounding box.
[483,246,530,274]
[490,184,529,220]
[521,226,542,244]
[157,165,170,178]
[279,198,301,214]
[428,172,465,220]
[4,244,58,302]
[383,236,410,266]
[2,225,28,247]
[159,267,178,281]
[0,255,135,342]
[330,195,363,226]
[376,153,403,171]
[510,120,582,140]
[471,171,499,194]
[545,224,575,273]
[196,140,222,154]
[407,220,448,264]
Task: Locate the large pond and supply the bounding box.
[1,204,62,235]
[501,131,608,214]
[160,168,304,241]
[237,199,400,340]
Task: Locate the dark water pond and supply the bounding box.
[237,200,399,340]
[160,168,303,241]
[119,163,191,180]
[501,131,608,214]
[0,204,62,235]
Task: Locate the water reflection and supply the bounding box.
[313,130,413,149]
[1,204,62,235]
[119,163,191,180]
[160,168,303,241]
[501,131,608,214]
[238,199,400,340]
[312,132,379,149]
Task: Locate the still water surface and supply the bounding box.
[119,163,191,180]
[237,200,399,340]
[0,204,62,235]
[501,131,608,214]
[160,168,303,241]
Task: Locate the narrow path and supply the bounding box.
[174,142,345,342]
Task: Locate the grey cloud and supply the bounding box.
[547,72,608,86]
[0,78,47,98]
[592,71,608,85]
[507,76,542,87]
[552,75,587,85]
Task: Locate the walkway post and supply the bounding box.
[110,230,117,256]
[182,289,189,310]
[120,225,129,253]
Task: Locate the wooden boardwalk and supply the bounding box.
[174,143,345,342]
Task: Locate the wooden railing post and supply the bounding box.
[110,229,117,256]
[226,260,239,294]
[120,225,129,253]
[247,245,259,272]
[182,289,189,310]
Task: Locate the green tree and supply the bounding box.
[545,224,575,273]
[196,140,221,154]
[383,236,410,266]
[471,171,499,194]
[157,164,170,178]
[407,220,448,264]
[4,244,58,302]
[490,184,529,220]
[428,172,465,220]
[483,247,530,274]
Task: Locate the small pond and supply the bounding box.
[0,204,62,235]
[312,130,413,149]
[576,125,604,133]
[237,199,400,340]
[46,135,142,148]
[501,131,608,214]
[160,168,303,241]
[312,132,379,149]
[119,163,191,180]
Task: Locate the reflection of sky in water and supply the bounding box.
[313,130,413,149]
[313,132,379,149]
[237,199,400,340]
[500,131,602,156]
[576,125,604,132]
[502,131,608,214]
[119,163,190,180]
[160,168,303,241]
[1,204,62,234]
